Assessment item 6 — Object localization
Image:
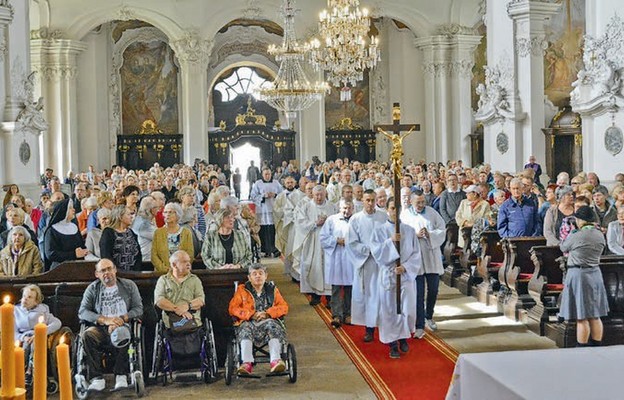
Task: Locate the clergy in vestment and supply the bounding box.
[348,189,387,342]
[326,169,353,204]
[250,168,283,257]
[292,185,336,305]
[371,197,421,358]
[352,184,364,213]
[400,190,446,339]
[319,199,354,328]
[273,176,305,279]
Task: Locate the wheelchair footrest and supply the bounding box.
[266,371,289,377]
[237,373,262,379]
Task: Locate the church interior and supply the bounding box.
[0,0,623,398]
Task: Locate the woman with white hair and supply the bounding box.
[201,208,251,270]
[85,208,111,261]
[180,205,202,259]
[178,185,207,237]
[0,226,43,276]
[131,196,158,261]
[151,202,194,273]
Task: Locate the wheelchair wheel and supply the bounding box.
[133,370,145,397]
[46,378,59,395]
[204,320,218,382]
[224,341,235,385]
[287,344,297,383]
[150,323,164,385]
[74,374,89,400]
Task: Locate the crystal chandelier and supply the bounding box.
[256,0,328,119]
[308,0,380,101]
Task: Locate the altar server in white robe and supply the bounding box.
[371,197,421,358]
[274,176,304,278]
[320,199,354,328]
[348,189,387,342]
[327,169,353,204]
[293,185,337,305]
[250,168,283,257]
[290,180,315,281]
[400,190,446,339]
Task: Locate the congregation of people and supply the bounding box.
[1,153,623,386]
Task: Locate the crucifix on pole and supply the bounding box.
[374,102,420,314]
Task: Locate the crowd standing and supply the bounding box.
[1,154,623,379]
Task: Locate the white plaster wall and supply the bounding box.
[386,24,426,164]
[76,27,113,171]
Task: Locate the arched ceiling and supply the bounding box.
[32,0,483,42]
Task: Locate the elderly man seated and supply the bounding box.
[154,250,205,330]
[77,258,143,392]
[228,263,289,375]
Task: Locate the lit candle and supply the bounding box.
[15,340,25,400]
[1,295,16,398]
[33,315,47,400]
[56,335,72,400]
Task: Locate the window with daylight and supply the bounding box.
[214,66,271,102]
[212,66,278,129]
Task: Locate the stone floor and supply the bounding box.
[48,261,561,399]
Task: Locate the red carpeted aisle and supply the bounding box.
[312,301,457,400]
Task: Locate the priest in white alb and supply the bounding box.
[292,185,336,306]
[274,176,304,279]
[319,199,354,328]
[371,196,421,359]
[250,167,282,258]
[347,189,387,343]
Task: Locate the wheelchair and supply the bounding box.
[224,333,297,385]
[149,309,218,385]
[73,319,146,399]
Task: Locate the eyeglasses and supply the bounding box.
[571,182,580,185]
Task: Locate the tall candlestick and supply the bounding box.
[33,315,47,400]
[56,335,72,400]
[15,340,25,400]
[1,295,16,398]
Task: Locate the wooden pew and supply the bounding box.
[545,255,624,347]
[0,260,249,367]
[455,227,480,297]
[475,230,504,305]
[497,236,546,321]
[527,245,564,336]
[442,221,464,287]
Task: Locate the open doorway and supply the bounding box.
[230,141,261,200]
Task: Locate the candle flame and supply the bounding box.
[3,295,9,304]
[60,335,65,345]
[38,315,45,323]
[15,340,20,348]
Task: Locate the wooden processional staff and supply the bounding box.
[374,103,420,314]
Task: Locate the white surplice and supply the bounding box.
[319,213,353,286]
[274,188,305,256]
[347,209,387,327]
[250,179,283,225]
[371,220,421,344]
[400,206,446,275]
[293,200,337,295]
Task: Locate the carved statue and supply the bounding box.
[377,126,415,176]
[16,96,48,133]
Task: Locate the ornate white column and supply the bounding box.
[298,69,326,163]
[415,26,481,163]
[571,2,624,183]
[508,0,561,170]
[476,0,527,172]
[30,33,87,175]
[0,2,14,185]
[171,31,212,165]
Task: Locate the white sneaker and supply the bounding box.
[413,329,425,339]
[114,375,128,390]
[88,377,106,391]
[426,319,438,331]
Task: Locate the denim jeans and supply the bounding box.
[415,273,440,329]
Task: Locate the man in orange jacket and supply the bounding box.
[228,263,288,375]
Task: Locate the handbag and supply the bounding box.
[167,311,199,334]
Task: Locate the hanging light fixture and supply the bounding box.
[308,0,380,101]
[256,0,329,120]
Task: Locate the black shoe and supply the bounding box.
[363,332,374,343]
[389,347,400,359]
[309,295,321,306]
[399,339,409,353]
[273,251,281,258]
[331,317,342,328]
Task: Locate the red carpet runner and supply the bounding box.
[312,301,458,400]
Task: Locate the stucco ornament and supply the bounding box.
[605,126,623,156]
[15,72,48,135]
[571,14,624,115]
[171,31,213,66]
[496,132,509,154]
[475,55,518,124]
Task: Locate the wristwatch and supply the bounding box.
[188,302,193,311]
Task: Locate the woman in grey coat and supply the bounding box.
[559,205,609,347]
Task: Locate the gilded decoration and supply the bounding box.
[138,119,163,134]
[544,0,585,107]
[121,40,179,135]
[330,117,363,131]
[325,72,370,129]
[235,98,267,127]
